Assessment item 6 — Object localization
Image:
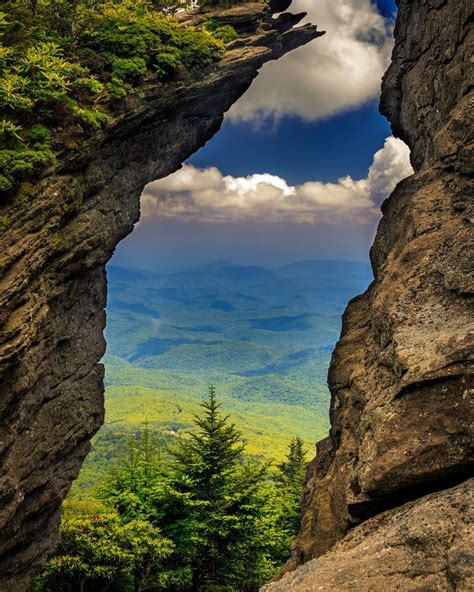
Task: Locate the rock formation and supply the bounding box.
[264,479,473,591]
[264,0,474,589]
[2,0,473,588]
[0,4,323,589]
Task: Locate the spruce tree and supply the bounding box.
[278,436,307,490]
[276,437,308,534]
[172,385,244,501]
[170,386,247,590]
[163,387,287,591]
[96,389,296,591]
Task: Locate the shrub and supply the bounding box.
[0,118,22,142]
[154,50,182,79]
[0,175,12,192]
[0,0,230,194]
[204,18,239,43]
[35,512,173,592]
[27,124,51,144]
[0,146,55,189]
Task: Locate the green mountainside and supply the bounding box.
[74,260,372,494]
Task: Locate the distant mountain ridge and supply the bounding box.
[74,259,372,492]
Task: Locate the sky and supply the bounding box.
[113,0,411,271]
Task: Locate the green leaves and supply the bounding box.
[0,146,55,190]
[36,511,174,592]
[0,37,109,194]
[0,72,33,110]
[0,118,22,140]
[278,436,307,489]
[1,0,230,195]
[2,41,100,108]
[203,19,238,43]
[77,1,223,83]
[96,389,299,591]
[38,392,305,591]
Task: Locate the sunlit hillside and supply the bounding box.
[74,260,371,493]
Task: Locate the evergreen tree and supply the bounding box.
[278,436,307,490]
[166,386,269,590]
[101,387,291,591]
[172,385,244,500]
[66,390,298,591]
[276,437,308,534]
[101,420,165,522]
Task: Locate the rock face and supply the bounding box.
[265,0,474,588]
[262,479,474,592]
[0,5,322,590]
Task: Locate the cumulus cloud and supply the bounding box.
[228,0,394,122]
[141,137,412,225]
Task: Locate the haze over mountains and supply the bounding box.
[76,259,372,491]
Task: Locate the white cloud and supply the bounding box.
[367,133,413,198]
[228,0,394,122]
[141,136,412,225]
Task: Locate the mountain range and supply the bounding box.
[74,259,372,492]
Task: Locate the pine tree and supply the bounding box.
[100,420,164,522]
[94,389,297,591]
[161,387,287,590]
[172,385,244,501]
[170,386,247,589]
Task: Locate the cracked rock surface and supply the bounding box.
[262,479,474,592]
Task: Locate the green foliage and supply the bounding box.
[153,51,182,79]
[35,508,173,592]
[80,1,223,82]
[204,18,239,43]
[0,0,229,194]
[276,437,308,533]
[170,26,224,72]
[0,145,55,189]
[27,124,51,143]
[172,386,244,494]
[0,118,22,140]
[70,105,111,129]
[61,498,109,519]
[278,436,307,489]
[96,389,299,591]
[41,393,308,591]
[0,175,12,191]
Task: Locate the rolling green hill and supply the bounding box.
[73,260,372,494]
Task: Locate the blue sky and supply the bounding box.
[114,0,411,270]
[189,0,398,185]
[375,0,397,18]
[189,101,392,185]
